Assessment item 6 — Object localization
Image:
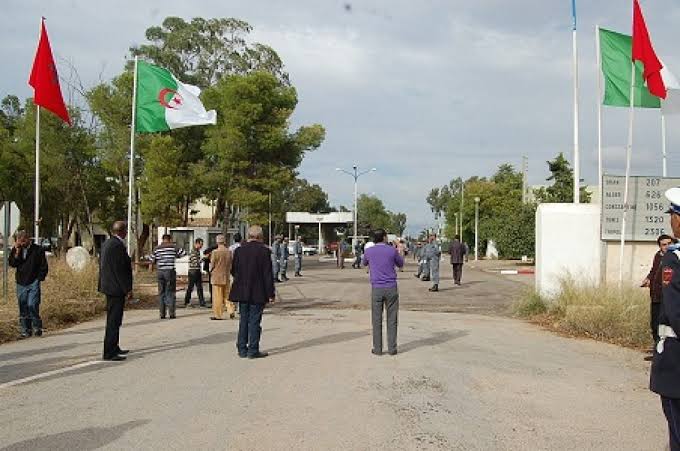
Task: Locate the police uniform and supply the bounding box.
[423,241,441,289]
[280,240,290,280]
[271,239,281,282]
[650,187,680,451]
[294,240,303,276]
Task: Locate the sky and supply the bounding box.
[3,0,680,235]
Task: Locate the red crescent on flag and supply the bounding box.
[158,88,182,109]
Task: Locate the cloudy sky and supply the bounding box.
[3,0,680,234]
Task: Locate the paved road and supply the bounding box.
[0,260,667,450]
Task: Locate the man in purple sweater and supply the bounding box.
[362,228,404,356]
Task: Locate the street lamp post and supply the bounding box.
[474,197,480,261]
[454,213,459,237]
[336,165,377,252]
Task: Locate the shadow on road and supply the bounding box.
[53,311,207,337]
[0,341,100,361]
[399,330,469,354]
[0,419,151,451]
[267,330,368,356]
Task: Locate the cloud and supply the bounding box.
[3,0,680,234]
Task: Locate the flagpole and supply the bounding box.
[595,24,603,205]
[572,0,580,204]
[619,62,636,286]
[127,56,138,254]
[34,106,40,243]
[662,112,668,177]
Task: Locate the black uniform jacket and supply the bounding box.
[98,236,133,298]
[651,248,680,399]
[229,241,275,305]
[8,244,48,285]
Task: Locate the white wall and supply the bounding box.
[536,204,602,298]
[603,241,658,286]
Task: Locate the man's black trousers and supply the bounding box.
[103,295,125,359]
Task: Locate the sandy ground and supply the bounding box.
[0,259,667,450]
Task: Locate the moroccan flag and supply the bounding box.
[599,28,660,108]
[28,18,70,125]
[632,0,666,99]
[135,61,216,133]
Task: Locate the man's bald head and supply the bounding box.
[112,221,127,239]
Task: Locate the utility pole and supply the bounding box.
[522,155,528,204]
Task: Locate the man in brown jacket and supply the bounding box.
[209,235,234,320]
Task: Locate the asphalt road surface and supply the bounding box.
[0,258,667,450]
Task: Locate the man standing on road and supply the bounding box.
[280,237,290,281]
[98,221,132,361]
[229,225,275,359]
[293,236,304,277]
[9,230,48,338]
[150,234,186,319]
[643,234,673,361]
[362,228,404,356]
[424,234,441,292]
[448,235,468,287]
[271,236,282,283]
[209,235,234,320]
[184,238,205,308]
[651,188,680,451]
[352,239,363,269]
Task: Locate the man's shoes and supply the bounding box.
[160,316,166,320]
[117,349,130,355]
[372,349,383,356]
[248,352,269,359]
[210,317,222,320]
[33,329,43,337]
[414,274,420,278]
[169,315,176,319]
[19,331,31,338]
[422,277,430,282]
[388,350,398,356]
[103,355,126,361]
[238,353,248,358]
[429,285,439,292]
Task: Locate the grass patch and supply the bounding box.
[0,259,159,344]
[513,277,650,349]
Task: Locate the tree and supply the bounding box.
[534,152,591,203]
[390,212,407,235]
[130,17,289,87]
[357,194,392,234]
[201,71,325,225]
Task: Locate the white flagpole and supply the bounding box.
[572,0,580,204]
[127,56,139,253]
[619,62,636,285]
[662,112,668,177]
[34,106,40,243]
[595,24,603,205]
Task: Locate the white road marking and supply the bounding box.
[0,360,105,389]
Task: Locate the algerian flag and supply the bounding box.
[599,28,660,108]
[662,65,680,115]
[135,60,217,133]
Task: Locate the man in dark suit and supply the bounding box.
[229,225,275,359]
[98,221,133,361]
[448,235,468,286]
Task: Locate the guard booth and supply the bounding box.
[285,212,353,255]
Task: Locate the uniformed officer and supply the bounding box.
[414,242,430,281]
[423,234,441,292]
[271,236,281,283]
[651,187,680,451]
[280,237,290,281]
[293,236,304,277]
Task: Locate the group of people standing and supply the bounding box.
[413,234,468,292]
[271,235,304,281]
[98,222,276,361]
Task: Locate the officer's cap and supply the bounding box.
[665,187,680,214]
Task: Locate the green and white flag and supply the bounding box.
[135,60,216,133]
[599,28,660,108]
